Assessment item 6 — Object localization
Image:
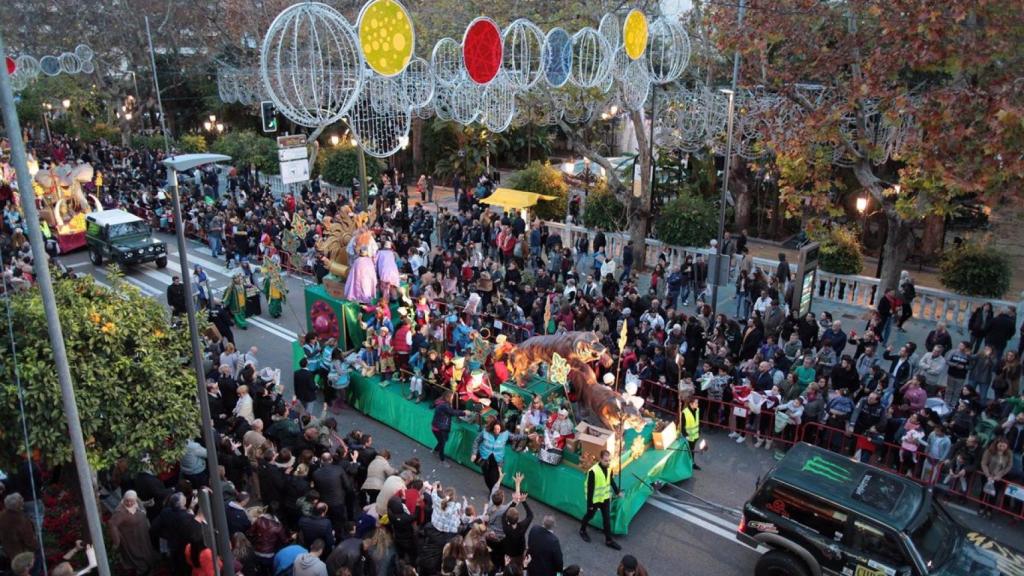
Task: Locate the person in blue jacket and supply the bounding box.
[471,416,527,491]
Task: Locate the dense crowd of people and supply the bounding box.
[2,131,1024,576]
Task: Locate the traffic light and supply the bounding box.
[261,101,278,133]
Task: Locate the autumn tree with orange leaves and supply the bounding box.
[711,0,1024,291]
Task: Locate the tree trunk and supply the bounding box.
[919,214,944,259]
[733,161,751,232]
[880,212,912,292]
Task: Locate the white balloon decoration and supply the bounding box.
[620,58,650,111]
[348,77,411,158]
[260,2,365,128]
[646,18,690,85]
[570,28,613,89]
[431,38,463,87]
[502,19,546,91]
[482,74,516,133]
[401,57,435,110]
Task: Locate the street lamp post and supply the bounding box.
[0,31,113,576]
[163,155,236,576]
[710,89,736,315]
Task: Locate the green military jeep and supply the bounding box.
[738,443,1024,576]
[85,209,168,268]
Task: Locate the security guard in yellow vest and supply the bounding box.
[579,449,622,550]
[683,396,702,470]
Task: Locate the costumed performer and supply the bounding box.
[222,274,249,329]
[491,334,514,383]
[459,368,494,407]
[262,260,287,318]
[345,242,378,304]
[546,408,575,449]
[375,239,401,298]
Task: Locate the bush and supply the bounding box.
[654,191,717,247]
[79,122,121,143]
[178,134,208,153]
[939,242,1011,298]
[211,130,280,175]
[506,161,569,221]
[582,182,625,231]
[817,226,864,275]
[317,145,382,187]
[131,133,171,152]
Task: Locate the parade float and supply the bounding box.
[35,162,102,253]
[298,209,692,535]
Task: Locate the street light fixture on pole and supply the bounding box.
[710,88,736,315]
[163,155,237,576]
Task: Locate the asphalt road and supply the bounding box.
[56,232,1024,576]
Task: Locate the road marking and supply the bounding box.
[178,251,233,276]
[247,315,298,340]
[65,262,91,269]
[648,497,767,553]
[136,267,177,286]
[244,317,297,342]
[124,276,162,297]
[655,498,746,532]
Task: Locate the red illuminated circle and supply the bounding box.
[463,17,502,85]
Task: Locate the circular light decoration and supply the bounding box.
[80,60,95,74]
[660,0,693,17]
[74,44,94,63]
[5,56,14,75]
[623,9,649,61]
[463,17,503,85]
[646,18,690,85]
[357,0,415,77]
[620,58,650,111]
[570,27,613,89]
[434,89,454,121]
[450,78,483,125]
[59,52,82,75]
[482,74,516,133]
[40,55,60,76]
[260,2,365,128]
[16,55,39,79]
[502,18,545,91]
[401,57,434,110]
[348,77,411,158]
[542,27,572,88]
[599,13,621,51]
[431,37,463,87]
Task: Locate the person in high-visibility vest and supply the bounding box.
[579,449,622,550]
[683,396,702,470]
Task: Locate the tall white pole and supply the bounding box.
[145,17,236,576]
[0,31,112,576]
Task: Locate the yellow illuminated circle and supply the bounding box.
[623,9,649,60]
[358,0,415,77]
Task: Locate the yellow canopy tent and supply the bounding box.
[478,187,558,210]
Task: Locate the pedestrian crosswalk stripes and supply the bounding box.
[66,243,304,344]
[648,495,767,554]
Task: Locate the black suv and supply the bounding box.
[85,209,168,268]
[738,443,1024,576]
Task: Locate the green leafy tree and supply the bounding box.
[179,134,209,153]
[654,191,718,248]
[211,130,280,175]
[815,226,864,275]
[506,162,570,222]
[582,182,626,231]
[939,242,1011,298]
[0,269,199,471]
[317,144,382,187]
